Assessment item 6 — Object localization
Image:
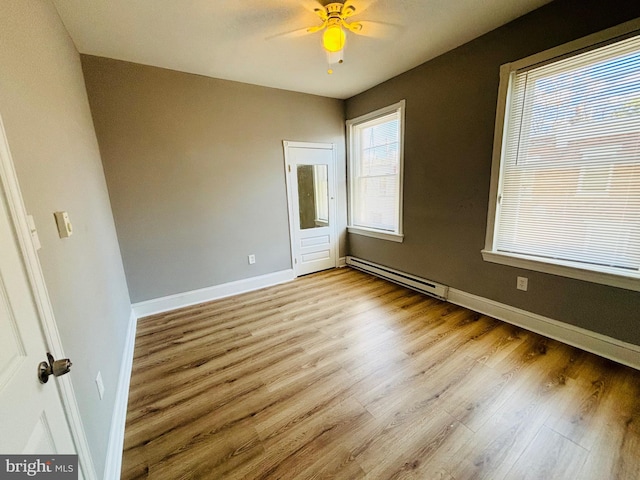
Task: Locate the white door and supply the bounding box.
[284,141,337,276]
[0,125,77,456]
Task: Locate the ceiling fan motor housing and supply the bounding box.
[326,2,356,17]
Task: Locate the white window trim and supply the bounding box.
[347,225,404,242]
[347,100,406,242]
[483,18,640,292]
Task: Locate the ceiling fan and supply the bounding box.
[306,1,364,74]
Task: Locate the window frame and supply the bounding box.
[346,100,406,242]
[482,18,640,292]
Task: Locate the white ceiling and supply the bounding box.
[52,0,553,99]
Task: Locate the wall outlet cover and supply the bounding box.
[517,276,529,291]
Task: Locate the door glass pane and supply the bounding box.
[297,164,329,229]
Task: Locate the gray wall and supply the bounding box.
[0,1,132,477]
[346,0,640,346]
[81,56,346,303]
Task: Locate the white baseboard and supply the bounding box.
[447,288,640,371]
[344,258,640,371]
[338,257,347,267]
[132,269,296,318]
[103,310,137,480]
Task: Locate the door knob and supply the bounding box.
[38,352,72,384]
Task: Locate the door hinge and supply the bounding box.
[294,258,297,264]
[288,164,291,172]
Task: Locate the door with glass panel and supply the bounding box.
[283,141,337,276]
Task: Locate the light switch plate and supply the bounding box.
[54,211,73,238]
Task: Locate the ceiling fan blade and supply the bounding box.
[307,21,327,34]
[342,4,357,19]
[312,7,328,21]
[350,20,400,39]
[343,20,363,33]
[265,26,316,41]
[338,0,379,18]
[265,1,328,41]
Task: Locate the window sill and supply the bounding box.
[481,250,640,292]
[348,226,404,243]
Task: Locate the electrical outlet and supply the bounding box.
[517,276,528,291]
[248,254,256,265]
[95,371,105,400]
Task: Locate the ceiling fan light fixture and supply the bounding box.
[308,1,362,73]
[322,24,346,53]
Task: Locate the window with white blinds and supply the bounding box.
[484,23,640,291]
[347,101,405,241]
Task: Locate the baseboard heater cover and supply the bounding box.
[346,256,449,300]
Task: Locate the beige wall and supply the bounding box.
[346,0,640,346]
[2,0,635,474]
[81,56,346,303]
[0,1,132,477]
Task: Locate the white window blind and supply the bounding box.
[495,33,640,278]
[347,101,405,240]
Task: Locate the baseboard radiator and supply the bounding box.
[346,256,449,300]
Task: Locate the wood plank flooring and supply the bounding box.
[122,268,640,479]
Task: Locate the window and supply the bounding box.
[347,100,405,242]
[483,20,640,292]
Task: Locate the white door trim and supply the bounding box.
[0,116,97,479]
[283,141,338,277]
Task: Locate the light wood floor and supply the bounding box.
[122,268,640,479]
